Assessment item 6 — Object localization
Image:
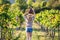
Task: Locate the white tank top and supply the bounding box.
[24,14,34,27]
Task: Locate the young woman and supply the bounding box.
[24,7,35,40]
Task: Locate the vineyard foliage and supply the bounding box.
[0,0,60,40]
[0,3,24,28]
[8,3,24,28]
[35,9,60,28]
[0,0,24,40]
[0,4,10,28]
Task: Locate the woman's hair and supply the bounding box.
[25,7,34,15]
[28,8,34,14]
[24,7,35,21]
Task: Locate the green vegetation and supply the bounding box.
[35,9,60,28]
[0,0,60,40]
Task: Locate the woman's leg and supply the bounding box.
[26,32,30,40]
[26,27,33,40]
[29,32,32,40]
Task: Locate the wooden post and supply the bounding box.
[52,28,55,40]
[58,25,60,40]
[0,26,1,40]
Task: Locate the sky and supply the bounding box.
[9,0,48,4]
[10,0,15,3]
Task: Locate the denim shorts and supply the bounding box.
[26,27,33,32]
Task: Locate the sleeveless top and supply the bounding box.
[24,14,34,27]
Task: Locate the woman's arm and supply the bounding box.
[32,8,35,20]
[32,8,35,16]
[24,13,29,21]
[23,14,26,20]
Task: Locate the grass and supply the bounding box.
[11,22,59,40]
